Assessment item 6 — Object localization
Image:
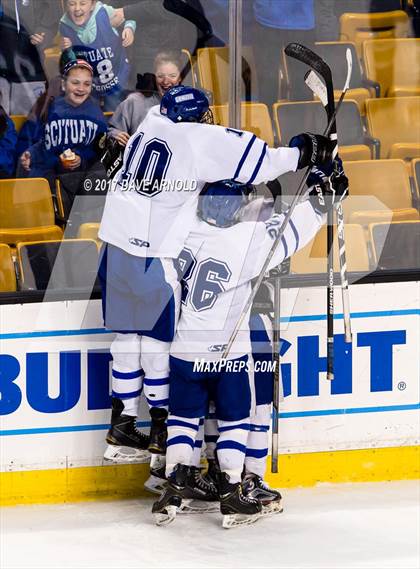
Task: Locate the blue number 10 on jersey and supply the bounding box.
[119,133,173,197]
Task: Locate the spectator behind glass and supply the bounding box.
[0,5,47,115]
[18,59,108,224]
[109,51,183,146]
[59,0,136,111]
[196,0,254,46]
[109,0,214,84]
[0,0,61,48]
[0,102,17,179]
[252,0,316,104]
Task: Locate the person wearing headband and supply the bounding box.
[18,49,107,228]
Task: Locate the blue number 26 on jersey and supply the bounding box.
[176,248,232,312]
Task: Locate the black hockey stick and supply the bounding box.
[305,55,353,345]
[285,42,338,380]
[222,45,350,362]
[271,268,281,473]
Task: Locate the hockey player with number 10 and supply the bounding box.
[97,85,335,467]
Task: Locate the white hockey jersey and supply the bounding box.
[98,106,300,258]
[170,200,325,361]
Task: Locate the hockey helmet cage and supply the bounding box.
[198,180,253,228]
[160,86,213,124]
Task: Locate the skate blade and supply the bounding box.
[153,505,178,526]
[148,445,166,455]
[144,475,167,495]
[260,501,284,517]
[103,444,150,464]
[222,512,261,529]
[178,499,219,514]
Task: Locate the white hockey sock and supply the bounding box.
[141,336,170,411]
[216,418,250,484]
[245,403,271,478]
[166,415,201,477]
[191,419,204,468]
[110,333,143,417]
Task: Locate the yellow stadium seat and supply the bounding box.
[0,178,63,246]
[43,47,61,81]
[339,10,410,56]
[10,115,27,132]
[291,224,370,274]
[343,159,419,225]
[365,97,420,160]
[368,221,420,269]
[212,103,274,146]
[273,100,375,160]
[363,39,420,98]
[197,46,258,106]
[16,239,99,291]
[0,244,17,292]
[77,223,101,246]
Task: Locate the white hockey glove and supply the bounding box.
[306,157,349,214]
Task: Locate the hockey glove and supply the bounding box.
[307,157,349,214]
[289,132,335,170]
[96,134,125,179]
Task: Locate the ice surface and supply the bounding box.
[1,481,419,569]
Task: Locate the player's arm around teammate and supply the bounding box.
[98,85,336,482]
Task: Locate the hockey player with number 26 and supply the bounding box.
[152,163,348,528]
[97,85,335,471]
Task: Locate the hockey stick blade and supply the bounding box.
[305,69,328,106]
[285,43,332,85]
[305,48,352,107]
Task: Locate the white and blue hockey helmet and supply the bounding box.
[160,86,213,124]
[198,180,253,228]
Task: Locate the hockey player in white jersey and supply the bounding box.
[152,162,348,527]
[97,85,335,463]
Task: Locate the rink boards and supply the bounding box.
[0,280,419,505]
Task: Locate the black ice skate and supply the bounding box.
[203,457,221,488]
[218,472,262,529]
[242,472,283,516]
[148,407,168,454]
[144,454,167,495]
[152,464,189,526]
[178,466,220,514]
[104,398,150,463]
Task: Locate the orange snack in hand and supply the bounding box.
[60,149,76,167]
